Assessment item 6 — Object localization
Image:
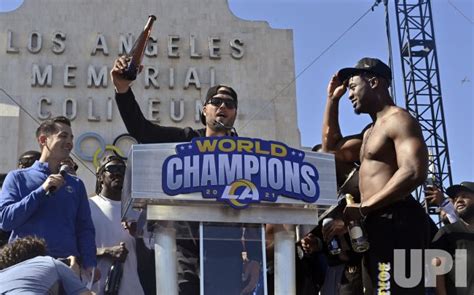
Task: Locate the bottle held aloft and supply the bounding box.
[121,15,157,81]
[345,194,370,253]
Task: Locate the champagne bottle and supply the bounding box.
[345,194,370,253]
[104,260,124,295]
[121,15,157,81]
[322,218,342,255]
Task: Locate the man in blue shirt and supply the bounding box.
[0,236,92,295]
[0,116,97,275]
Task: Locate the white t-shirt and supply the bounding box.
[89,195,145,295]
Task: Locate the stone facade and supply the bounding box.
[0,0,299,190]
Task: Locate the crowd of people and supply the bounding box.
[0,56,471,295]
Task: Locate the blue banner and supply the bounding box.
[162,137,320,209]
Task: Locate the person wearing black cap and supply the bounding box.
[110,56,239,294]
[110,56,238,144]
[17,150,41,169]
[321,57,431,294]
[431,181,474,295]
[425,184,459,225]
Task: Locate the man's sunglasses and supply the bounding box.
[104,165,126,175]
[207,97,237,109]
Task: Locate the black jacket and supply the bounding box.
[115,88,206,143]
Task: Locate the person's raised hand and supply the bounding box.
[327,73,347,101]
[110,56,142,93]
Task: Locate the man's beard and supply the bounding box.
[458,204,474,221]
[353,104,362,115]
[110,180,124,192]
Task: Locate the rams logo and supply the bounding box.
[65,185,74,194]
[219,179,259,209]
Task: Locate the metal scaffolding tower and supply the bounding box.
[393,0,453,205]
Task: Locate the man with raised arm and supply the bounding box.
[321,57,431,294]
[110,56,238,142]
[110,56,239,294]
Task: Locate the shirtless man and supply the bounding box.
[322,57,431,294]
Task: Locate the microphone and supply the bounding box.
[213,120,237,135]
[46,164,69,196]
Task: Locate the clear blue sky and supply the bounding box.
[228,0,473,187]
[1,0,472,186]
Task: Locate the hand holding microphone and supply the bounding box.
[43,165,69,196]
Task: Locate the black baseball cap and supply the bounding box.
[18,150,41,168]
[337,57,392,83]
[200,84,238,125]
[446,181,474,198]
